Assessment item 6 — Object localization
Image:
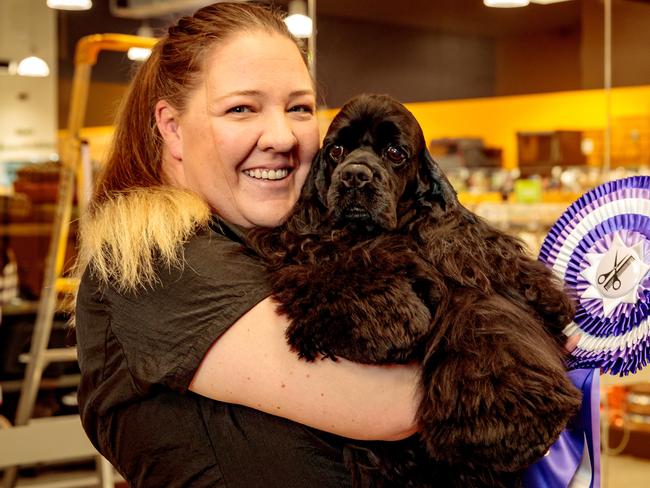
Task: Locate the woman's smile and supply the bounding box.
[243,167,293,181]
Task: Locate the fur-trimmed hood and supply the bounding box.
[77,186,211,293]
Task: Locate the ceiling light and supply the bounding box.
[127,23,154,62]
[285,0,312,38]
[47,0,92,10]
[16,56,50,77]
[484,0,530,7]
[127,47,151,62]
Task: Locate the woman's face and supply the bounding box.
[161,32,319,228]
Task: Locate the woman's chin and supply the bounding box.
[237,207,294,229]
[251,214,289,229]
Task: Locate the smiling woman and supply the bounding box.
[73,2,420,487]
[155,33,318,228]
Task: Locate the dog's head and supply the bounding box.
[301,94,457,232]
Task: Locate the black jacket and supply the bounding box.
[76,218,352,487]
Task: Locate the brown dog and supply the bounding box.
[248,94,581,487]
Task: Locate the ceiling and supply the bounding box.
[277,0,582,38]
[108,0,584,38]
[105,1,650,39]
[59,0,649,83]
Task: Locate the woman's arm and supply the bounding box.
[189,297,420,441]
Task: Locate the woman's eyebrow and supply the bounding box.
[213,89,315,102]
[289,89,316,98]
[213,89,262,101]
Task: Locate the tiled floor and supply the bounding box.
[602,454,650,488]
[8,456,650,486]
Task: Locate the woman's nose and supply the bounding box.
[257,112,298,153]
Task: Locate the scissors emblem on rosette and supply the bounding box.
[581,234,649,316]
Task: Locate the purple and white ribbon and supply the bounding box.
[539,175,650,376]
[524,369,600,488]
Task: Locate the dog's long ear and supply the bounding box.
[284,147,331,233]
[298,147,330,208]
[415,148,458,211]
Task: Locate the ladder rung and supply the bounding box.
[0,375,82,393]
[19,348,78,365]
[55,277,80,294]
[15,472,102,488]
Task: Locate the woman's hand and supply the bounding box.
[190,297,420,441]
[564,334,580,354]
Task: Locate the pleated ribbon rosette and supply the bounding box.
[539,175,650,376]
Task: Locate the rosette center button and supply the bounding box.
[595,247,641,299]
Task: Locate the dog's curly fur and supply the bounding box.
[248,94,582,487]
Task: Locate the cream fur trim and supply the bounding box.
[77,187,211,293]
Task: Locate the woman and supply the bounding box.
[75,3,419,487]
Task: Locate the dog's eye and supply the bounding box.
[386,145,408,165]
[328,145,346,163]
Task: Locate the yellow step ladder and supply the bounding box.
[1,33,157,488]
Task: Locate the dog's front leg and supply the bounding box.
[416,291,581,483]
[269,248,433,363]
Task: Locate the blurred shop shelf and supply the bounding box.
[0,223,53,237]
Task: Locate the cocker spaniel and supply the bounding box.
[248,94,582,487]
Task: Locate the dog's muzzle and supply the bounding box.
[341,163,373,189]
[328,156,395,231]
[332,162,374,222]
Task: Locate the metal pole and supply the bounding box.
[601,6,612,488]
[603,0,612,175]
[307,0,317,82]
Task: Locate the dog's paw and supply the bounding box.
[419,361,580,472]
[285,324,339,362]
[417,294,582,472]
[270,248,433,363]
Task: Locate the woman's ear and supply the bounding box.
[155,100,183,161]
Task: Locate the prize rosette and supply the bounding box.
[539,175,650,376]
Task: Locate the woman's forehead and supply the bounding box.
[199,32,313,97]
[206,31,306,73]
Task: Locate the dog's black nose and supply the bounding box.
[341,164,372,188]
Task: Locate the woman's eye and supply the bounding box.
[288,105,314,114]
[385,145,408,164]
[328,145,346,162]
[227,105,253,114]
[289,105,314,114]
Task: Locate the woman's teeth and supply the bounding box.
[244,168,290,180]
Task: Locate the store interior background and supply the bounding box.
[1,0,650,486]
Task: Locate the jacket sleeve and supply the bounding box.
[100,230,272,393]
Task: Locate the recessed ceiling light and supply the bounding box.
[47,0,92,10]
[484,0,530,7]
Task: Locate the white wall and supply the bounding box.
[0,0,57,164]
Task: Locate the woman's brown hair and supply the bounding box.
[92,2,307,209]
